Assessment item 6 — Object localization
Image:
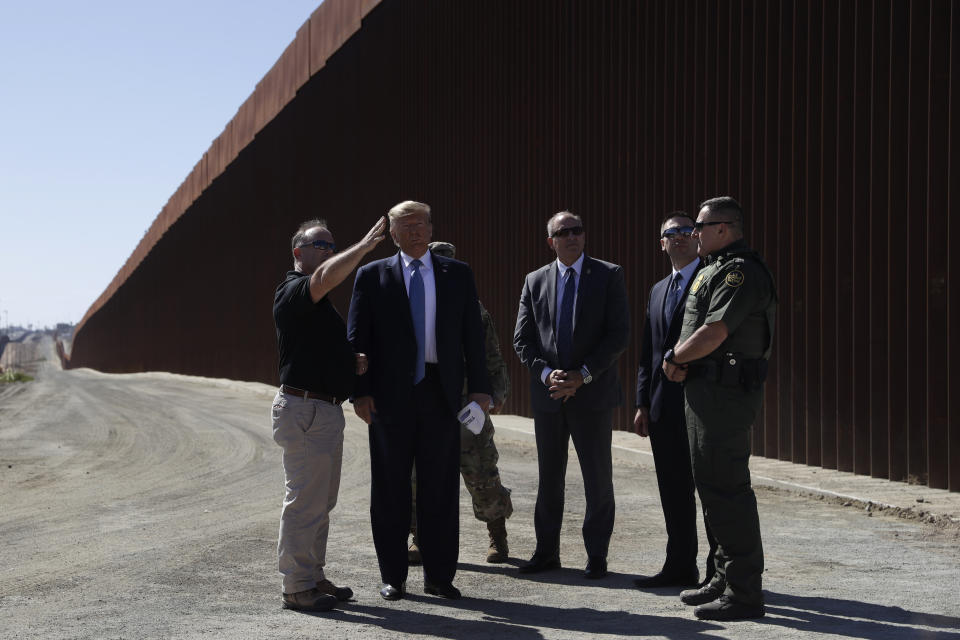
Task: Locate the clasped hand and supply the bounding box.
[548,369,583,401]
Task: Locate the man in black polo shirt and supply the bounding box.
[272,216,386,612]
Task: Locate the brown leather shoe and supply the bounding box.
[315,578,353,601]
[282,587,337,612]
[486,517,509,563]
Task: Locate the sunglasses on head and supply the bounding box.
[661,226,694,239]
[297,239,336,251]
[551,226,584,238]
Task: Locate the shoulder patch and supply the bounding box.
[691,271,707,294]
[725,270,745,287]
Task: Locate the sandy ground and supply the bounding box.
[1,335,958,639]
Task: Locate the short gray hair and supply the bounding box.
[546,210,583,237]
[291,218,328,253]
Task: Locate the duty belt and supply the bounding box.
[280,384,344,405]
[686,354,768,392]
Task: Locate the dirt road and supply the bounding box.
[1,336,958,639]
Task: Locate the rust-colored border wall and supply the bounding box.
[74,0,383,334]
[70,0,959,492]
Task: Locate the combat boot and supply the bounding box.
[486,517,509,563]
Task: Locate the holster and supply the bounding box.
[687,353,768,392]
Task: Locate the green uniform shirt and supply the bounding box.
[460,301,510,403]
[679,239,776,360]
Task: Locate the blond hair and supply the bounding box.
[387,200,432,226]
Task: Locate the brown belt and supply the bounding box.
[280,384,344,405]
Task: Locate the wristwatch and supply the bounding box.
[580,366,593,384]
[664,348,683,366]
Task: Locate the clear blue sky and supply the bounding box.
[0,1,323,329]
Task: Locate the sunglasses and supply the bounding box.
[551,226,584,238]
[297,239,336,251]
[661,226,694,239]
[692,220,735,231]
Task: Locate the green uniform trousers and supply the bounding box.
[684,377,764,606]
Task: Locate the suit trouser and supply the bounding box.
[272,391,345,594]
[410,412,513,530]
[368,367,460,586]
[532,407,615,559]
[649,418,717,576]
[684,378,764,606]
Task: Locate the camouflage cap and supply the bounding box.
[428,241,456,259]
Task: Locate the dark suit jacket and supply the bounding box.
[347,250,491,417]
[635,261,702,424]
[514,255,630,414]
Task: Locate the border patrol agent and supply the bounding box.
[408,241,514,564]
[662,197,776,621]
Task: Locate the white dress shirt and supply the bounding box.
[400,250,438,364]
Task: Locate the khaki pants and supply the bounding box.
[272,390,344,594]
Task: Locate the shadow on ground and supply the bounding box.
[328,599,720,638]
[760,591,960,638]
[459,560,668,593]
[294,588,960,639]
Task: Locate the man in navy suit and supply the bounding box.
[347,200,492,601]
[633,212,716,588]
[513,210,630,579]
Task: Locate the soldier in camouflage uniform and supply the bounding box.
[408,241,513,563]
[663,197,776,622]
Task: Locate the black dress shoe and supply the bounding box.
[584,556,608,579]
[518,553,561,574]
[379,583,405,601]
[694,596,765,620]
[423,581,462,600]
[680,581,725,605]
[633,570,699,588]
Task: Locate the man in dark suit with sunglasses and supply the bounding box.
[513,211,630,579]
[633,212,717,590]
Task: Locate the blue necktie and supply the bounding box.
[556,268,576,370]
[409,259,426,384]
[666,272,683,323]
